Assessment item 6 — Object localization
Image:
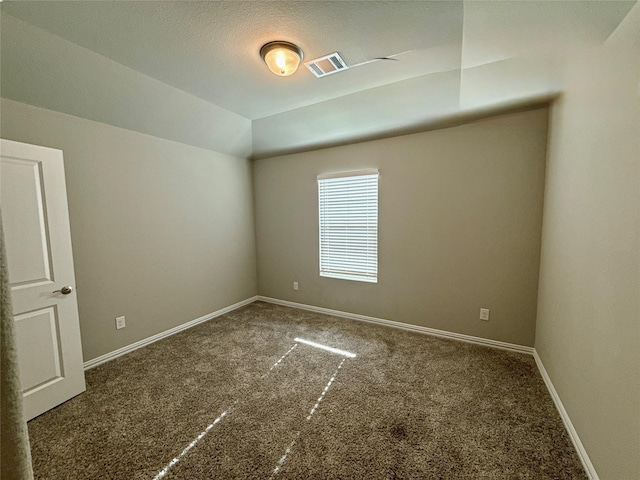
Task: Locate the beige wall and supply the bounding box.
[254,108,548,347]
[535,3,640,478]
[0,99,257,362]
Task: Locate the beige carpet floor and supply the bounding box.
[28,301,586,479]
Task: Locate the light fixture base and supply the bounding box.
[260,41,304,77]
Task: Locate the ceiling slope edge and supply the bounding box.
[251,93,560,161]
[251,55,564,161]
[0,13,252,159]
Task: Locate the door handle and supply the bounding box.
[53,286,73,295]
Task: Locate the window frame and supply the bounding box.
[317,169,379,283]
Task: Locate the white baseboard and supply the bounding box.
[257,296,534,355]
[533,350,599,480]
[83,296,259,370]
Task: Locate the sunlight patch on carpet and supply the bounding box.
[153,410,228,480]
[154,340,354,479]
[270,343,298,371]
[269,432,301,479]
[153,341,300,478]
[294,337,356,358]
[308,358,346,420]
[271,357,349,478]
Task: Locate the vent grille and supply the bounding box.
[305,52,349,78]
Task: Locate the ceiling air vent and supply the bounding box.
[305,52,349,78]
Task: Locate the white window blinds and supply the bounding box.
[318,169,378,283]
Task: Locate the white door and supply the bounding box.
[0,139,86,421]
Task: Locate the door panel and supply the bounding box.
[14,307,64,394]
[1,139,86,420]
[2,158,52,285]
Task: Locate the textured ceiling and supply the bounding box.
[3,1,634,120]
[2,1,465,119]
[1,1,636,158]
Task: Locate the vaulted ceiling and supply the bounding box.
[1,1,636,158]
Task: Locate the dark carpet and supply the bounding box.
[27,301,586,479]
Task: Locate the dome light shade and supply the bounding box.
[260,41,303,77]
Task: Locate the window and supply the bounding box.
[318,169,378,283]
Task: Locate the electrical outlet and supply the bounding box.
[479,308,490,321]
[115,316,126,330]
[293,281,299,291]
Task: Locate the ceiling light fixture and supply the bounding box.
[260,41,304,77]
